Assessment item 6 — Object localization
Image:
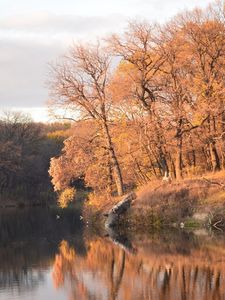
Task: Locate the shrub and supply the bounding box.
[58,187,76,208]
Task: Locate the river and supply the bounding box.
[0,208,224,300]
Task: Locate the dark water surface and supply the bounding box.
[0,208,225,300]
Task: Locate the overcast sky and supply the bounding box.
[0,0,213,121]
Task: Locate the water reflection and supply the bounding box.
[0,208,84,299]
[0,209,225,300]
[52,230,225,300]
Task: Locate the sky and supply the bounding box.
[0,0,213,122]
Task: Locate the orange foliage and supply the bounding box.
[49,1,225,197]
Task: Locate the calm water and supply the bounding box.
[0,209,225,300]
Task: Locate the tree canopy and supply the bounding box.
[48,1,225,197]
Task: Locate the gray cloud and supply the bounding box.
[0,13,127,108]
[0,38,63,107]
[0,0,212,111]
[0,13,126,35]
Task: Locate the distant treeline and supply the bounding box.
[0,111,70,205]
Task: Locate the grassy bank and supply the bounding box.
[85,171,225,230]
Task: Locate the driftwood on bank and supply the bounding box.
[105,192,136,229]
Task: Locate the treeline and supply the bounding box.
[49,1,225,197]
[0,111,68,205]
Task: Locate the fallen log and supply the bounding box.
[105,192,136,228]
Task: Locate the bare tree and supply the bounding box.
[49,43,124,195]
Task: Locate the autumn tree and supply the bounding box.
[48,1,225,199]
[180,4,225,171]
[154,23,206,179]
[108,22,170,176]
[49,44,124,195]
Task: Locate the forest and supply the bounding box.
[48,1,225,204]
[0,111,69,205]
[0,1,224,207]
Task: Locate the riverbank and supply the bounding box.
[85,171,225,230]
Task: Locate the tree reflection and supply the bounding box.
[0,208,84,296]
[52,231,225,300]
[0,269,44,294]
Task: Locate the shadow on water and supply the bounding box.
[0,209,225,300]
[0,207,86,296]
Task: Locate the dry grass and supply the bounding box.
[85,171,225,227]
[136,173,225,207]
[128,172,225,225]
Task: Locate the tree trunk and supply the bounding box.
[208,115,220,172]
[169,154,176,179]
[102,121,124,196]
[189,137,196,167]
[107,156,114,194]
[159,147,169,175]
[134,159,149,184]
[221,148,225,170]
[175,135,183,180]
[209,141,220,172]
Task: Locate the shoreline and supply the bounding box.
[85,172,225,231]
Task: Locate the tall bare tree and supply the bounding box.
[49,43,124,195]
